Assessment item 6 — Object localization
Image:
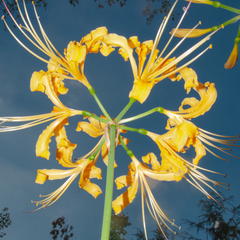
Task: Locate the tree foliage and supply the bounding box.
[110,210,131,240]
[1,0,178,27]
[179,192,240,240]
[50,216,74,240]
[0,207,11,238]
[94,0,179,25]
[0,0,78,27]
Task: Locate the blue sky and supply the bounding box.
[0,0,240,239]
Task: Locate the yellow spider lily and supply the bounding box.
[98,0,216,103]
[1,1,112,89]
[32,122,103,209]
[33,157,102,209]
[112,155,180,240]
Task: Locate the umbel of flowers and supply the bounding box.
[1,0,239,239]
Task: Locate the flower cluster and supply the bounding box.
[1,0,239,239]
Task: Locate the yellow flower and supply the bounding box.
[224,42,239,69]
[1,1,112,89]
[31,121,103,209]
[112,155,180,239]
[99,1,215,103]
[34,157,102,209]
[158,111,240,165]
[170,28,212,38]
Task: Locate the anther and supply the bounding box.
[209,44,212,49]
[1,15,5,20]
[224,174,227,177]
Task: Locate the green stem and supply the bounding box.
[88,87,112,122]
[119,107,163,124]
[211,15,240,32]
[119,125,148,135]
[82,111,108,124]
[213,2,240,14]
[101,124,116,240]
[235,25,240,43]
[118,136,134,157]
[115,98,136,122]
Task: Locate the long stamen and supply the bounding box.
[142,0,179,79]
[152,44,212,81]
[1,16,49,63]
[198,135,240,159]
[148,27,216,79]
[199,128,240,138]
[31,173,79,209]
[155,0,193,63]
[154,21,202,71]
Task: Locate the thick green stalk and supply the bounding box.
[119,107,163,124]
[88,87,112,121]
[101,124,116,240]
[115,98,136,122]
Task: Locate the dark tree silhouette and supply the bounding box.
[133,225,177,240]
[0,0,78,28]
[1,0,178,27]
[0,207,11,238]
[50,216,74,240]
[94,0,179,25]
[110,210,131,240]
[133,192,240,240]
[179,192,240,240]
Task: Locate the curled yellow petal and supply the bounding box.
[142,152,161,171]
[30,70,69,110]
[36,168,80,184]
[129,77,155,104]
[112,172,139,215]
[36,115,69,160]
[55,120,77,167]
[79,161,102,198]
[178,67,198,94]
[65,41,86,63]
[81,26,108,53]
[76,121,104,137]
